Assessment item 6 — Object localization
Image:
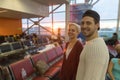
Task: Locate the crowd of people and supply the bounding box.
[0,32,65,47]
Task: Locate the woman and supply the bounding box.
[107,44,120,80]
[60,23,83,80]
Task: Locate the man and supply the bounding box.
[76,10,109,80]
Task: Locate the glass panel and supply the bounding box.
[93,0,118,19]
[53,12,65,21]
[41,14,52,23]
[53,4,65,12]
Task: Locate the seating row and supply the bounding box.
[2,45,64,80]
[0,40,47,66]
[0,40,36,54]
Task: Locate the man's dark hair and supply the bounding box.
[82,10,100,30]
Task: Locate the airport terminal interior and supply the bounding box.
[0,0,120,80]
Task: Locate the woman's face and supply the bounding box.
[68,25,79,40]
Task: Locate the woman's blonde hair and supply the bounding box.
[68,23,81,33]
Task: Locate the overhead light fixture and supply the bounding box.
[0,10,8,13]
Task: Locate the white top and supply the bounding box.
[76,38,109,80]
[66,48,72,59]
[65,41,77,59]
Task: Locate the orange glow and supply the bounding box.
[53,23,64,34]
[53,26,59,35]
[40,23,65,35]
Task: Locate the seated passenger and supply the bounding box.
[32,33,38,46]
[105,32,119,46]
[107,44,120,80]
[0,36,6,44]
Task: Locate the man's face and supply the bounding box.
[80,16,98,38]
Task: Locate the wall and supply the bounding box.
[0,18,22,35]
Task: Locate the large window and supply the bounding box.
[22,0,120,39]
[92,0,119,39]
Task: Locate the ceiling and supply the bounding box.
[0,8,42,19]
[0,0,69,19]
[34,0,69,5]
